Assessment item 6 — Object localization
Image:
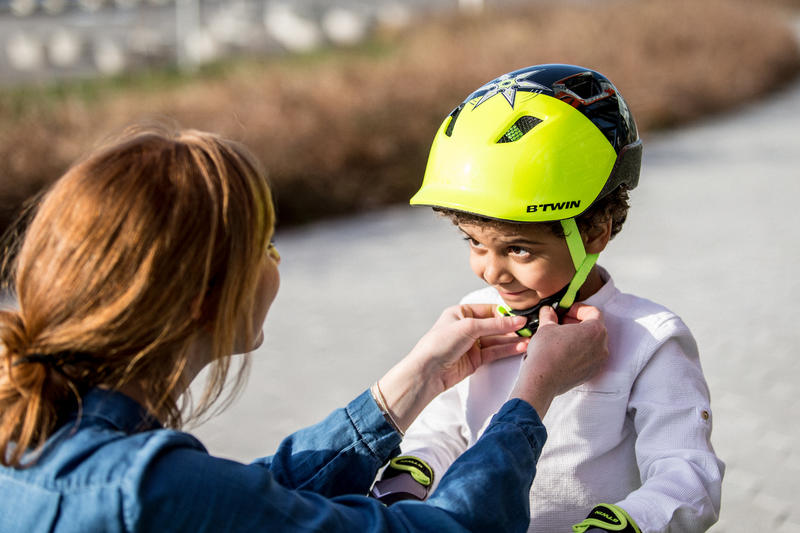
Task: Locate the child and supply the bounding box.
[372,64,724,532]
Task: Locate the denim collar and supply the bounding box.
[76,388,162,434]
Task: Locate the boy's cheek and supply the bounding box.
[468,254,485,279]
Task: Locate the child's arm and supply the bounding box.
[608,320,724,532]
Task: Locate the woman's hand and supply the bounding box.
[378,304,530,433]
[510,304,609,417]
[409,304,531,391]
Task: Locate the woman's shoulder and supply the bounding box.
[0,420,208,532]
[43,422,204,490]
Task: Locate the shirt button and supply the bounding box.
[701,410,710,420]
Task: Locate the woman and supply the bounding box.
[0,125,607,532]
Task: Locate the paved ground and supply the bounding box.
[192,67,800,530]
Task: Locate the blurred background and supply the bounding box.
[2,0,800,233]
[2,0,800,531]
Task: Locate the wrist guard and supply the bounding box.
[369,456,433,505]
[572,504,641,533]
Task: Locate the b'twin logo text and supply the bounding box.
[526,200,580,213]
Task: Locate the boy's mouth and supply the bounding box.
[496,288,530,297]
[496,287,544,310]
[494,285,530,294]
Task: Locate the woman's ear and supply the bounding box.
[583,219,612,254]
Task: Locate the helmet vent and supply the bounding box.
[497,116,542,143]
[444,104,465,137]
[563,73,599,99]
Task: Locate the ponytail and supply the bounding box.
[0,310,81,468]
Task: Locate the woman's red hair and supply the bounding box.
[0,124,274,467]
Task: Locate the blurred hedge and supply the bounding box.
[1,0,799,234]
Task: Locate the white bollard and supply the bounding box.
[6,32,45,71]
[184,28,220,65]
[93,37,127,75]
[321,7,368,47]
[263,2,322,53]
[48,28,83,68]
[207,4,252,47]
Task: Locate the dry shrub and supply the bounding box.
[0,0,798,234]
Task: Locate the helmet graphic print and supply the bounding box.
[410,64,642,316]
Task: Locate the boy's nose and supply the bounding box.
[482,256,513,286]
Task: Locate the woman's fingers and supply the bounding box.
[456,303,504,319]
[478,336,530,364]
[537,306,559,327]
[560,303,603,324]
[454,304,528,337]
[477,333,525,348]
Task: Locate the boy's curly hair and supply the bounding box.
[434,185,631,239]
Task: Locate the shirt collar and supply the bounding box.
[582,264,616,307]
[76,388,162,434]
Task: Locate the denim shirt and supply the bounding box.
[0,388,546,532]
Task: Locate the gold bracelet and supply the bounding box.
[371,381,404,437]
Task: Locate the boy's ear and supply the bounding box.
[583,219,612,254]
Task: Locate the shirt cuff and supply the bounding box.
[488,399,548,455]
[346,389,403,462]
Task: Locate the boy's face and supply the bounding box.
[459,222,575,310]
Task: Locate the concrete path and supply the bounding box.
[192,76,800,530]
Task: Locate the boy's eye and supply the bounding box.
[463,236,484,248]
[507,246,532,258]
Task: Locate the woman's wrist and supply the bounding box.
[508,385,554,419]
[376,356,444,434]
[370,381,404,436]
[508,358,558,418]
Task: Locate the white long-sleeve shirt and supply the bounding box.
[401,268,724,532]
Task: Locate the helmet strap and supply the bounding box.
[559,218,599,309]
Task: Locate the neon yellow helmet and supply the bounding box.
[411,63,640,221]
[411,64,642,320]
